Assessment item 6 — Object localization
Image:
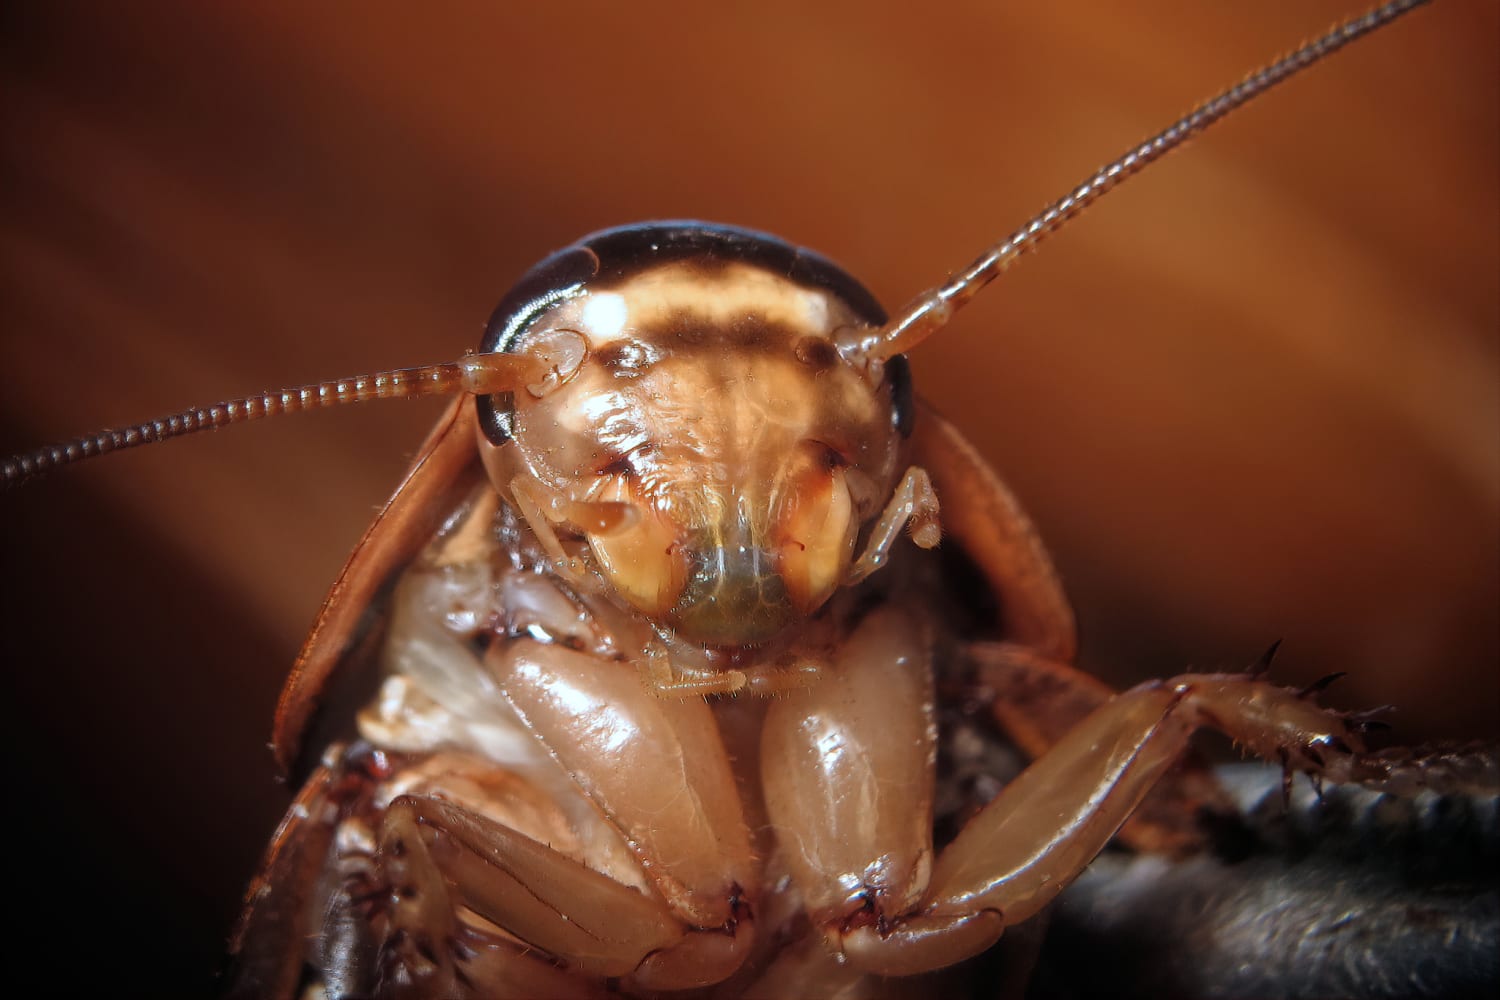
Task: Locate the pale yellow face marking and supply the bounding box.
[543,261,839,349]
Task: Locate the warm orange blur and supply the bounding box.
[1,2,1495,994]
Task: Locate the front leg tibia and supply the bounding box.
[378,795,755,994]
[972,641,1235,852]
[841,672,1410,976]
[923,675,1376,934]
[359,797,624,998]
[376,799,464,994]
[391,796,683,979]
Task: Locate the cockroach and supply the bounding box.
[0,1,1494,1000]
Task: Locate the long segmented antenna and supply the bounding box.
[850,0,1432,361]
[0,352,545,487]
[3,0,1432,488]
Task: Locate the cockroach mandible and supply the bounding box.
[2,1,1500,1000]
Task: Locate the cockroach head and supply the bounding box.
[473,223,914,646]
[2,0,1432,648]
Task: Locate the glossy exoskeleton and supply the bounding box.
[3,2,1493,998]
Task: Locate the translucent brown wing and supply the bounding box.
[272,395,486,776]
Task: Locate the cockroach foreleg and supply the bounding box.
[844,466,940,586]
[484,637,759,988]
[370,795,466,993]
[840,673,1409,976]
[232,743,604,999]
[761,604,944,955]
[970,641,1234,852]
[378,795,685,984]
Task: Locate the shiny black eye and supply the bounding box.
[476,244,600,446]
[886,354,914,438]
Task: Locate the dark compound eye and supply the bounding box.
[476,244,601,446]
[886,354,914,438]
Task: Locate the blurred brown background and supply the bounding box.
[2,2,1495,994]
